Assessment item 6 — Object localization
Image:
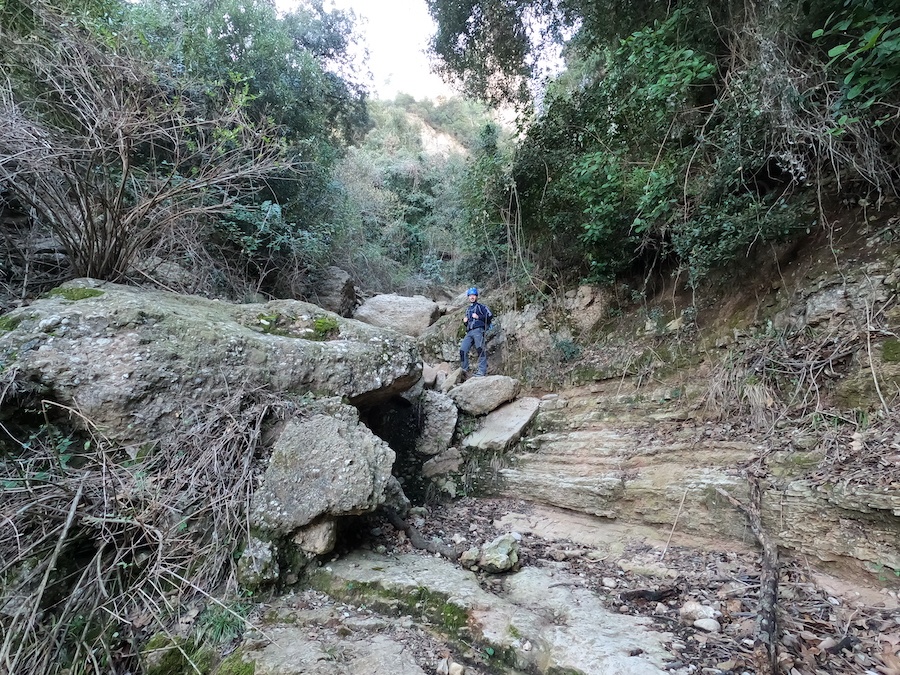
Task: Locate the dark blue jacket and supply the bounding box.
[464,302,493,331]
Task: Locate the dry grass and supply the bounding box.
[705,327,861,432]
[0,382,283,674]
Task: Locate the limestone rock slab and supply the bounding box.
[249,406,394,536]
[422,448,462,478]
[463,397,540,451]
[415,390,458,456]
[0,280,421,445]
[247,627,426,675]
[312,550,672,675]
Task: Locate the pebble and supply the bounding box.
[693,618,721,633]
[449,663,465,675]
[680,600,717,622]
[602,577,618,589]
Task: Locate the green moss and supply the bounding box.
[570,365,615,384]
[883,339,900,363]
[308,574,469,639]
[312,316,339,340]
[142,633,215,675]
[214,651,255,675]
[255,312,291,335]
[834,367,900,410]
[0,314,23,332]
[46,287,104,301]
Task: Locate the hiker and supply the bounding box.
[460,287,493,377]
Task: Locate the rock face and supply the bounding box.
[493,386,900,578]
[312,550,672,675]
[415,390,458,456]
[249,402,395,536]
[246,629,427,675]
[354,293,441,337]
[0,280,425,590]
[0,280,421,445]
[564,285,609,335]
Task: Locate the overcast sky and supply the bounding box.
[276,0,455,100]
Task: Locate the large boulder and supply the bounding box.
[354,293,440,337]
[564,285,609,336]
[249,401,395,537]
[415,390,458,456]
[448,375,520,415]
[0,280,421,445]
[310,265,357,317]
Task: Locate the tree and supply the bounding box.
[424,0,668,105]
[121,0,371,295]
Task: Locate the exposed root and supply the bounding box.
[381,507,462,561]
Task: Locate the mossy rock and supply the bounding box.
[142,633,215,675]
[883,339,900,363]
[312,316,339,340]
[251,312,340,340]
[213,651,255,675]
[0,314,24,332]
[253,312,294,336]
[46,287,104,301]
[308,574,469,640]
[833,364,900,409]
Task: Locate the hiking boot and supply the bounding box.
[473,372,485,377]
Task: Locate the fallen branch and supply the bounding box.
[620,586,681,603]
[716,474,778,675]
[381,508,461,561]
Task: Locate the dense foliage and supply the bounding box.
[4,0,899,298]
[428,0,900,286]
[334,96,502,292]
[1,0,370,298]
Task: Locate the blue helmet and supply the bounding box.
[466,287,479,296]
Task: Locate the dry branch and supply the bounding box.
[716,474,778,675]
[0,386,282,674]
[0,1,294,281]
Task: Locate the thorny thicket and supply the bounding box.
[0,1,291,283]
[0,377,282,674]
